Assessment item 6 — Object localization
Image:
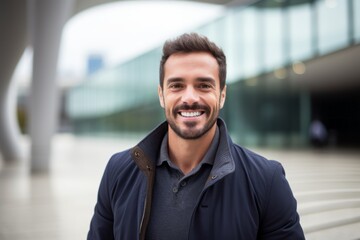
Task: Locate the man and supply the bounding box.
[88,33,305,240]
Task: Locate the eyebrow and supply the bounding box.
[166,77,183,86]
[196,77,216,86]
[166,77,216,86]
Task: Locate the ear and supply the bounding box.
[158,85,165,108]
[220,85,227,109]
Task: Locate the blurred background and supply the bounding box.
[1,0,360,239]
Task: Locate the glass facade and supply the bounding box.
[66,0,359,147]
[317,0,349,54]
[356,0,360,42]
[289,2,313,61]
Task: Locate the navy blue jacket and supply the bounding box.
[88,119,305,240]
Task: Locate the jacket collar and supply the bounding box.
[131,118,235,179]
[208,118,236,186]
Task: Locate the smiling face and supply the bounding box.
[158,52,226,140]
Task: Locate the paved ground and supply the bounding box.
[0,134,359,240]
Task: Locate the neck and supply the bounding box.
[167,124,216,175]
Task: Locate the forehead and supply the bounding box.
[165,52,218,68]
[164,52,219,81]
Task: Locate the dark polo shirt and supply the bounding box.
[146,127,220,240]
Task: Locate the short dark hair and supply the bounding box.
[159,33,226,90]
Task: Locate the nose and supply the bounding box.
[181,86,199,105]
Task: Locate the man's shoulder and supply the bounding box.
[108,148,131,160]
[230,143,288,210]
[231,143,282,178]
[104,148,136,176]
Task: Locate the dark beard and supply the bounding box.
[167,103,218,140]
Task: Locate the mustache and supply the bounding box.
[173,103,210,114]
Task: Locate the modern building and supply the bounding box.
[0,0,243,171]
[66,0,360,148]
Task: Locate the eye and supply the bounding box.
[198,83,212,89]
[169,83,184,90]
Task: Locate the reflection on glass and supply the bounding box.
[223,9,241,83]
[240,8,260,78]
[263,6,284,71]
[317,0,348,54]
[289,2,312,61]
[354,0,360,42]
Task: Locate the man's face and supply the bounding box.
[158,52,226,140]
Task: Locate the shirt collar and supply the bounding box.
[157,126,220,168]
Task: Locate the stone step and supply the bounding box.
[299,199,360,215]
[291,180,360,192]
[296,189,360,202]
[301,208,360,235]
[305,221,360,240]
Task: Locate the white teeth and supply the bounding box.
[180,111,201,117]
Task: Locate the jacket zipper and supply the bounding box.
[139,164,153,240]
[139,197,147,240]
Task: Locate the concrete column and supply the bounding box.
[28,0,73,172]
[0,0,27,162]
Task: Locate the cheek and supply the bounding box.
[208,94,221,107]
[163,94,177,106]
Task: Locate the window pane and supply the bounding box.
[263,7,284,71]
[354,0,360,43]
[317,0,349,54]
[289,2,313,61]
[224,9,243,83]
[240,7,261,78]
